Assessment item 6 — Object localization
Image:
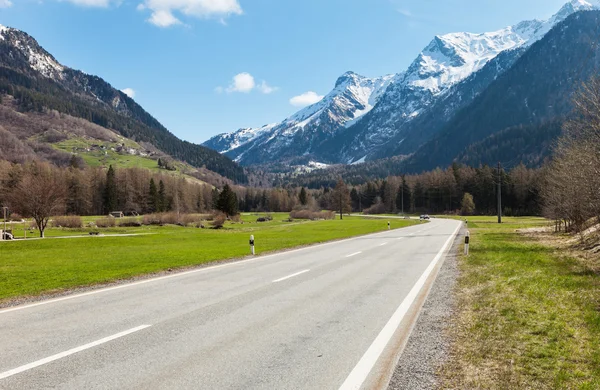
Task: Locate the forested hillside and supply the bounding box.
[404,11,600,173]
[0,27,247,183]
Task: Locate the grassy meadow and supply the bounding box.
[0,213,419,303]
[440,216,600,389]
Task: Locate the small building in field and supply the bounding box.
[109,211,124,218]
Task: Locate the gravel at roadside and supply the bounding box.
[387,227,464,390]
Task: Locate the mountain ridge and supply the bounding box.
[0,24,247,183]
[203,0,600,168]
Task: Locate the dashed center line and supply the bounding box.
[272,269,310,283]
[0,325,151,380]
[346,251,362,258]
[379,243,388,247]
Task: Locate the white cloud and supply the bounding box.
[257,80,277,94]
[0,0,13,8]
[227,72,255,93]
[61,0,112,7]
[290,91,324,107]
[148,9,182,27]
[219,73,278,94]
[141,0,243,28]
[121,88,136,98]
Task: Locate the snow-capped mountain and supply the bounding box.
[204,0,600,166]
[0,24,65,80]
[204,71,393,164]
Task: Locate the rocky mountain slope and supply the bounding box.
[204,72,393,165]
[404,10,600,172]
[204,0,600,168]
[0,25,247,183]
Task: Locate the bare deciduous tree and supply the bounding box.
[9,163,66,237]
[543,76,600,232]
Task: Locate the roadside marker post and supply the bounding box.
[388,221,390,230]
[249,235,255,256]
[464,231,470,256]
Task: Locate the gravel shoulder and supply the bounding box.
[387,226,464,390]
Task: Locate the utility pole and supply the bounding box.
[339,191,343,220]
[497,162,502,224]
[401,183,405,216]
[358,190,362,213]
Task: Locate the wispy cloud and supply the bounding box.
[141,0,243,28]
[290,91,324,107]
[397,8,412,18]
[61,0,112,7]
[52,0,242,27]
[257,80,278,94]
[121,88,136,98]
[217,73,278,94]
[0,0,13,8]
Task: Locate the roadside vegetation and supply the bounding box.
[0,214,418,304]
[441,216,600,389]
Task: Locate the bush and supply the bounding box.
[211,212,226,229]
[96,217,116,228]
[119,217,142,227]
[363,201,387,215]
[142,213,202,226]
[52,215,83,228]
[179,214,202,226]
[290,210,335,220]
[8,213,23,222]
[143,214,162,225]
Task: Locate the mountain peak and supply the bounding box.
[0,24,9,40]
[335,71,365,87]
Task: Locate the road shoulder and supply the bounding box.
[387,225,464,390]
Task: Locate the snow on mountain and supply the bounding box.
[0,24,9,40]
[207,2,599,166]
[0,24,64,80]
[204,124,278,154]
[203,71,393,164]
[334,0,600,163]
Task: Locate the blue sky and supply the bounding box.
[1,0,570,143]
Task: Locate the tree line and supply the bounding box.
[542,76,600,232]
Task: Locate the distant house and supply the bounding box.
[109,211,124,218]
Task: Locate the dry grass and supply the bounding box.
[289,210,335,220]
[440,218,600,389]
[95,217,116,228]
[51,216,83,229]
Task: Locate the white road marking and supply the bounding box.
[0,325,151,380]
[346,252,362,258]
[397,237,405,241]
[409,233,415,236]
[338,223,461,390]
[379,243,387,247]
[1,226,408,315]
[272,269,310,283]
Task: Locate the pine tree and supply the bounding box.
[396,176,412,214]
[158,180,166,212]
[299,187,308,206]
[216,184,239,216]
[148,178,159,213]
[103,165,117,213]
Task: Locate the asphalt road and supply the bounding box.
[0,218,461,390]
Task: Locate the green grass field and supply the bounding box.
[0,214,419,303]
[441,216,600,389]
